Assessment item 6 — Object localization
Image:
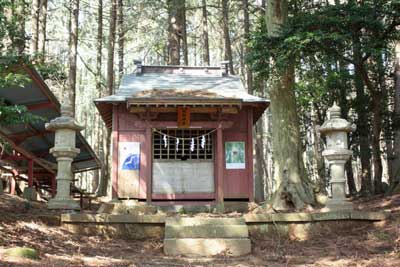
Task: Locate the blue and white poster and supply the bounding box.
[119,142,140,170]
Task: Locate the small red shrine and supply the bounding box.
[95,63,269,205]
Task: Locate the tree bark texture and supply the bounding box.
[201,0,210,65]
[11,0,26,54]
[38,0,47,61]
[94,0,104,196]
[266,0,314,210]
[352,35,372,195]
[68,0,79,115]
[391,43,400,189]
[167,0,185,65]
[107,0,117,95]
[117,0,124,81]
[242,0,253,93]
[30,0,39,54]
[221,0,234,74]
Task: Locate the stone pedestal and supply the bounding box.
[23,187,38,201]
[46,104,83,210]
[319,103,356,211]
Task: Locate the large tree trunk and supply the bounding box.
[391,43,400,191]
[68,0,79,115]
[104,0,117,198]
[180,3,188,65]
[30,0,39,54]
[221,0,234,74]
[242,0,253,92]
[38,0,47,61]
[201,0,210,66]
[266,0,314,210]
[352,36,372,196]
[167,0,185,65]
[107,0,117,95]
[94,0,104,196]
[117,0,124,82]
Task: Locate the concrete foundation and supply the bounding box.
[164,217,251,256]
[60,211,389,248]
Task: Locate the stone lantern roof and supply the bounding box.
[319,102,356,134]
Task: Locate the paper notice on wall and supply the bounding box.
[118,142,140,198]
[225,142,245,169]
[119,142,140,170]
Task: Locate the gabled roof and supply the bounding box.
[0,64,101,178]
[95,65,269,128]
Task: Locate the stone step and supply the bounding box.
[164,238,251,256]
[165,225,249,238]
[165,217,246,226]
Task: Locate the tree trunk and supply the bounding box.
[117,0,124,82]
[266,0,314,210]
[221,0,234,74]
[103,0,117,198]
[30,0,39,54]
[371,90,383,194]
[38,0,47,61]
[167,0,185,65]
[391,43,400,189]
[201,0,210,66]
[68,0,79,115]
[11,0,26,54]
[107,0,117,95]
[94,0,104,196]
[242,0,253,93]
[371,55,386,194]
[96,0,103,96]
[352,36,372,196]
[180,3,188,65]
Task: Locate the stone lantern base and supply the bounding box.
[48,198,81,210]
[23,187,38,201]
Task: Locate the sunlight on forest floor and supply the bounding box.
[0,193,399,267]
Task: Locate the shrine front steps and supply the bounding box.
[163,217,251,257]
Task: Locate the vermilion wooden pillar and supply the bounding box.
[111,105,119,199]
[145,126,152,203]
[216,126,224,204]
[247,108,254,202]
[28,159,34,187]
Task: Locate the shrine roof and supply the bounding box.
[96,65,268,104]
[95,65,269,128]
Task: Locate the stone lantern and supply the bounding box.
[46,104,83,210]
[319,103,356,211]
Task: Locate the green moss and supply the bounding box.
[4,247,39,259]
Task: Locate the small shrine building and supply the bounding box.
[95,63,269,205]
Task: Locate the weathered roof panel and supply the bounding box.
[96,73,267,103]
[0,64,101,175]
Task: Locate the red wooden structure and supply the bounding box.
[0,64,101,197]
[96,64,269,204]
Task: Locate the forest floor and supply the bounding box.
[0,193,399,267]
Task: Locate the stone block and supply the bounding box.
[23,187,38,201]
[165,225,249,238]
[350,211,389,221]
[166,217,245,226]
[311,211,350,221]
[48,198,81,210]
[164,238,251,256]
